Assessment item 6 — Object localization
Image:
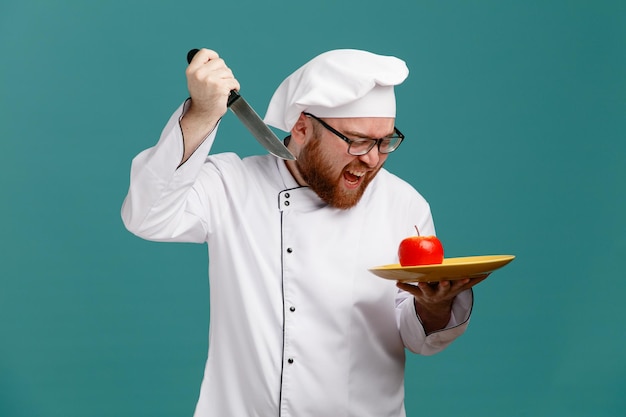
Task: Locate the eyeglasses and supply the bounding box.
[303,112,404,156]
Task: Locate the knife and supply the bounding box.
[186,49,296,160]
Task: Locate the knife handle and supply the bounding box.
[186,48,200,64]
[186,48,240,108]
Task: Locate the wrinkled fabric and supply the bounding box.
[121,102,472,417]
[264,49,409,132]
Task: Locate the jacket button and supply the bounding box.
[285,193,290,198]
[284,201,290,206]
[286,248,293,253]
[289,306,296,312]
[288,358,294,364]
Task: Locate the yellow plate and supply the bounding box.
[369,255,515,282]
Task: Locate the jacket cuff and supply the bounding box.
[399,288,473,355]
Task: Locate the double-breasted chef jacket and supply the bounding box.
[121,101,473,417]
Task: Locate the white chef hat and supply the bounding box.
[264,49,409,132]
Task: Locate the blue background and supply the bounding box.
[1,0,624,416]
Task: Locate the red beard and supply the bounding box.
[296,136,383,209]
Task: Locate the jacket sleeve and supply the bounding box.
[120,100,221,243]
[396,288,473,355]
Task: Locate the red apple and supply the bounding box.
[398,226,444,266]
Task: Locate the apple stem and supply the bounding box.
[414,225,420,236]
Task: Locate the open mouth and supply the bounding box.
[343,168,366,188]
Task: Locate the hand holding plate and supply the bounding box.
[397,273,490,334]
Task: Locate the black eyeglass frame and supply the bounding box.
[303,112,405,156]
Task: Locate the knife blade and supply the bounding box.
[186,49,296,160]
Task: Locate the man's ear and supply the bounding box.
[289,113,311,145]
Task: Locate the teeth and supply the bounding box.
[348,169,365,177]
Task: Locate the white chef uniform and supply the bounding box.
[121,101,473,417]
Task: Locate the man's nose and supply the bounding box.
[358,145,382,168]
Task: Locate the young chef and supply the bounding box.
[121,48,485,417]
